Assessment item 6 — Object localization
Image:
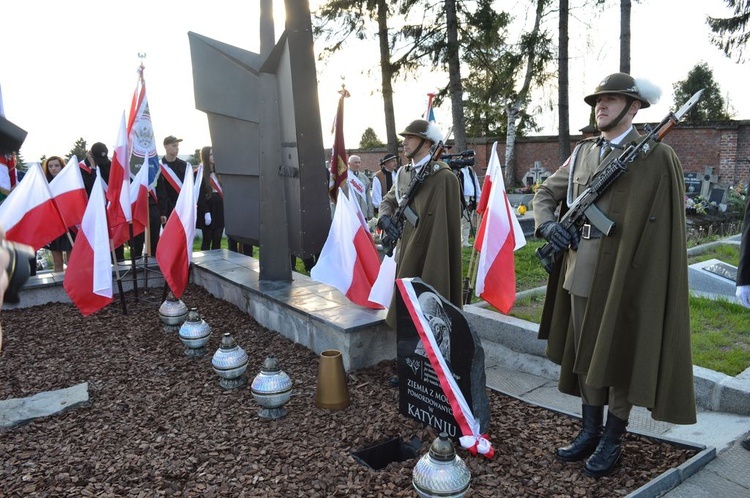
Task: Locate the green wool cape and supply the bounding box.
[539,141,697,425]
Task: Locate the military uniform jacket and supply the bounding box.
[379,159,463,327]
[532,129,696,425]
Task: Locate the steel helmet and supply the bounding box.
[584,73,653,108]
[399,119,443,144]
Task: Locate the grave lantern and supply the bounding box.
[251,355,292,419]
[211,333,249,389]
[158,292,188,332]
[178,308,211,357]
[412,433,471,498]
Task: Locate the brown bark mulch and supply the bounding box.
[0,285,697,497]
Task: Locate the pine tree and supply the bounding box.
[359,128,384,149]
[672,62,732,122]
[68,138,87,162]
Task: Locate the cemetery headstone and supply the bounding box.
[395,278,490,440]
[700,166,718,199]
[684,172,701,195]
[704,261,737,282]
[709,187,726,205]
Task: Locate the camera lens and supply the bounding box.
[1,241,34,304]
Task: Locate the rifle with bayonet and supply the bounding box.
[380,129,453,257]
[536,89,705,273]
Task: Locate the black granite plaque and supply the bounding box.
[704,261,737,282]
[709,187,726,205]
[395,278,490,441]
[684,173,701,195]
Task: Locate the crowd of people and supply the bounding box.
[3,70,749,476]
[1,135,236,274]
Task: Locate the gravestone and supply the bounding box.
[709,186,726,205]
[700,166,718,199]
[395,278,490,440]
[684,172,701,195]
[703,261,737,282]
[525,161,549,187]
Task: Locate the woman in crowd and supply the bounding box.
[42,156,74,272]
[197,146,225,251]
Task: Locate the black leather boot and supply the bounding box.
[584,412,628,478]
[556,405,604,462]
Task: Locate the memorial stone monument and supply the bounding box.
[395,279,490,440]
[189,0,330,280]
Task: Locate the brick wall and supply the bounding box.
[345,120,750,189]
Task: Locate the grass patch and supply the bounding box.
[494,235,750,376]
[689,296,750,376]
[687,243,740,267]
[505,293,750,376]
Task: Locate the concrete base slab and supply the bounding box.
[0,382,89,429]
[190,250,394,372]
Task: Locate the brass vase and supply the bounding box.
[314,349,350,410]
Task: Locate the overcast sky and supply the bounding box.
[1,0,746,162]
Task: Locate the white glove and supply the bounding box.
[204,213,212,226]
[737,285,750,308]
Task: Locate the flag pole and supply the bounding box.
[110,240,128,314]
[128,224,139,302]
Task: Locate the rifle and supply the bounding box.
[381,128,453,257]
[536,89,704,273]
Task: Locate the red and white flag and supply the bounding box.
[156,163,198,298]
[0,153,17,193]
[129,159,150,238]
[311,188,382,309]
[48,155,87,228]
[63,172,113,316]
[475,144,497,218]
[0,163,67,251]
[127,65,161,192]
[474,142,526,314]
[328,87,350,204]
[107,113,132,248]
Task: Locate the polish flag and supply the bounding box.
[63,172,113,316]
[156,163,198,298]
[129,159,150,238]
[0,163,67,251]
[311,188,383,309]
[107,113,132,247]
[474,142,526,314]
[48,155,88,228]
[475,144,497,217]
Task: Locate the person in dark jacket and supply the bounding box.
[736,180,750,450]
[157,135,188,225]
[196,146,224,250]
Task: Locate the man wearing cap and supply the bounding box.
[377,119,462,328]
[532,73,695,478]
[371,153,398,215]
[157,135,188,225]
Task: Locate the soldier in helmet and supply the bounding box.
[377,119,463,328]
[532,73,696,478]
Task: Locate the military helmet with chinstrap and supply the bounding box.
[399,119,443,144]
[584,72,652,108]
